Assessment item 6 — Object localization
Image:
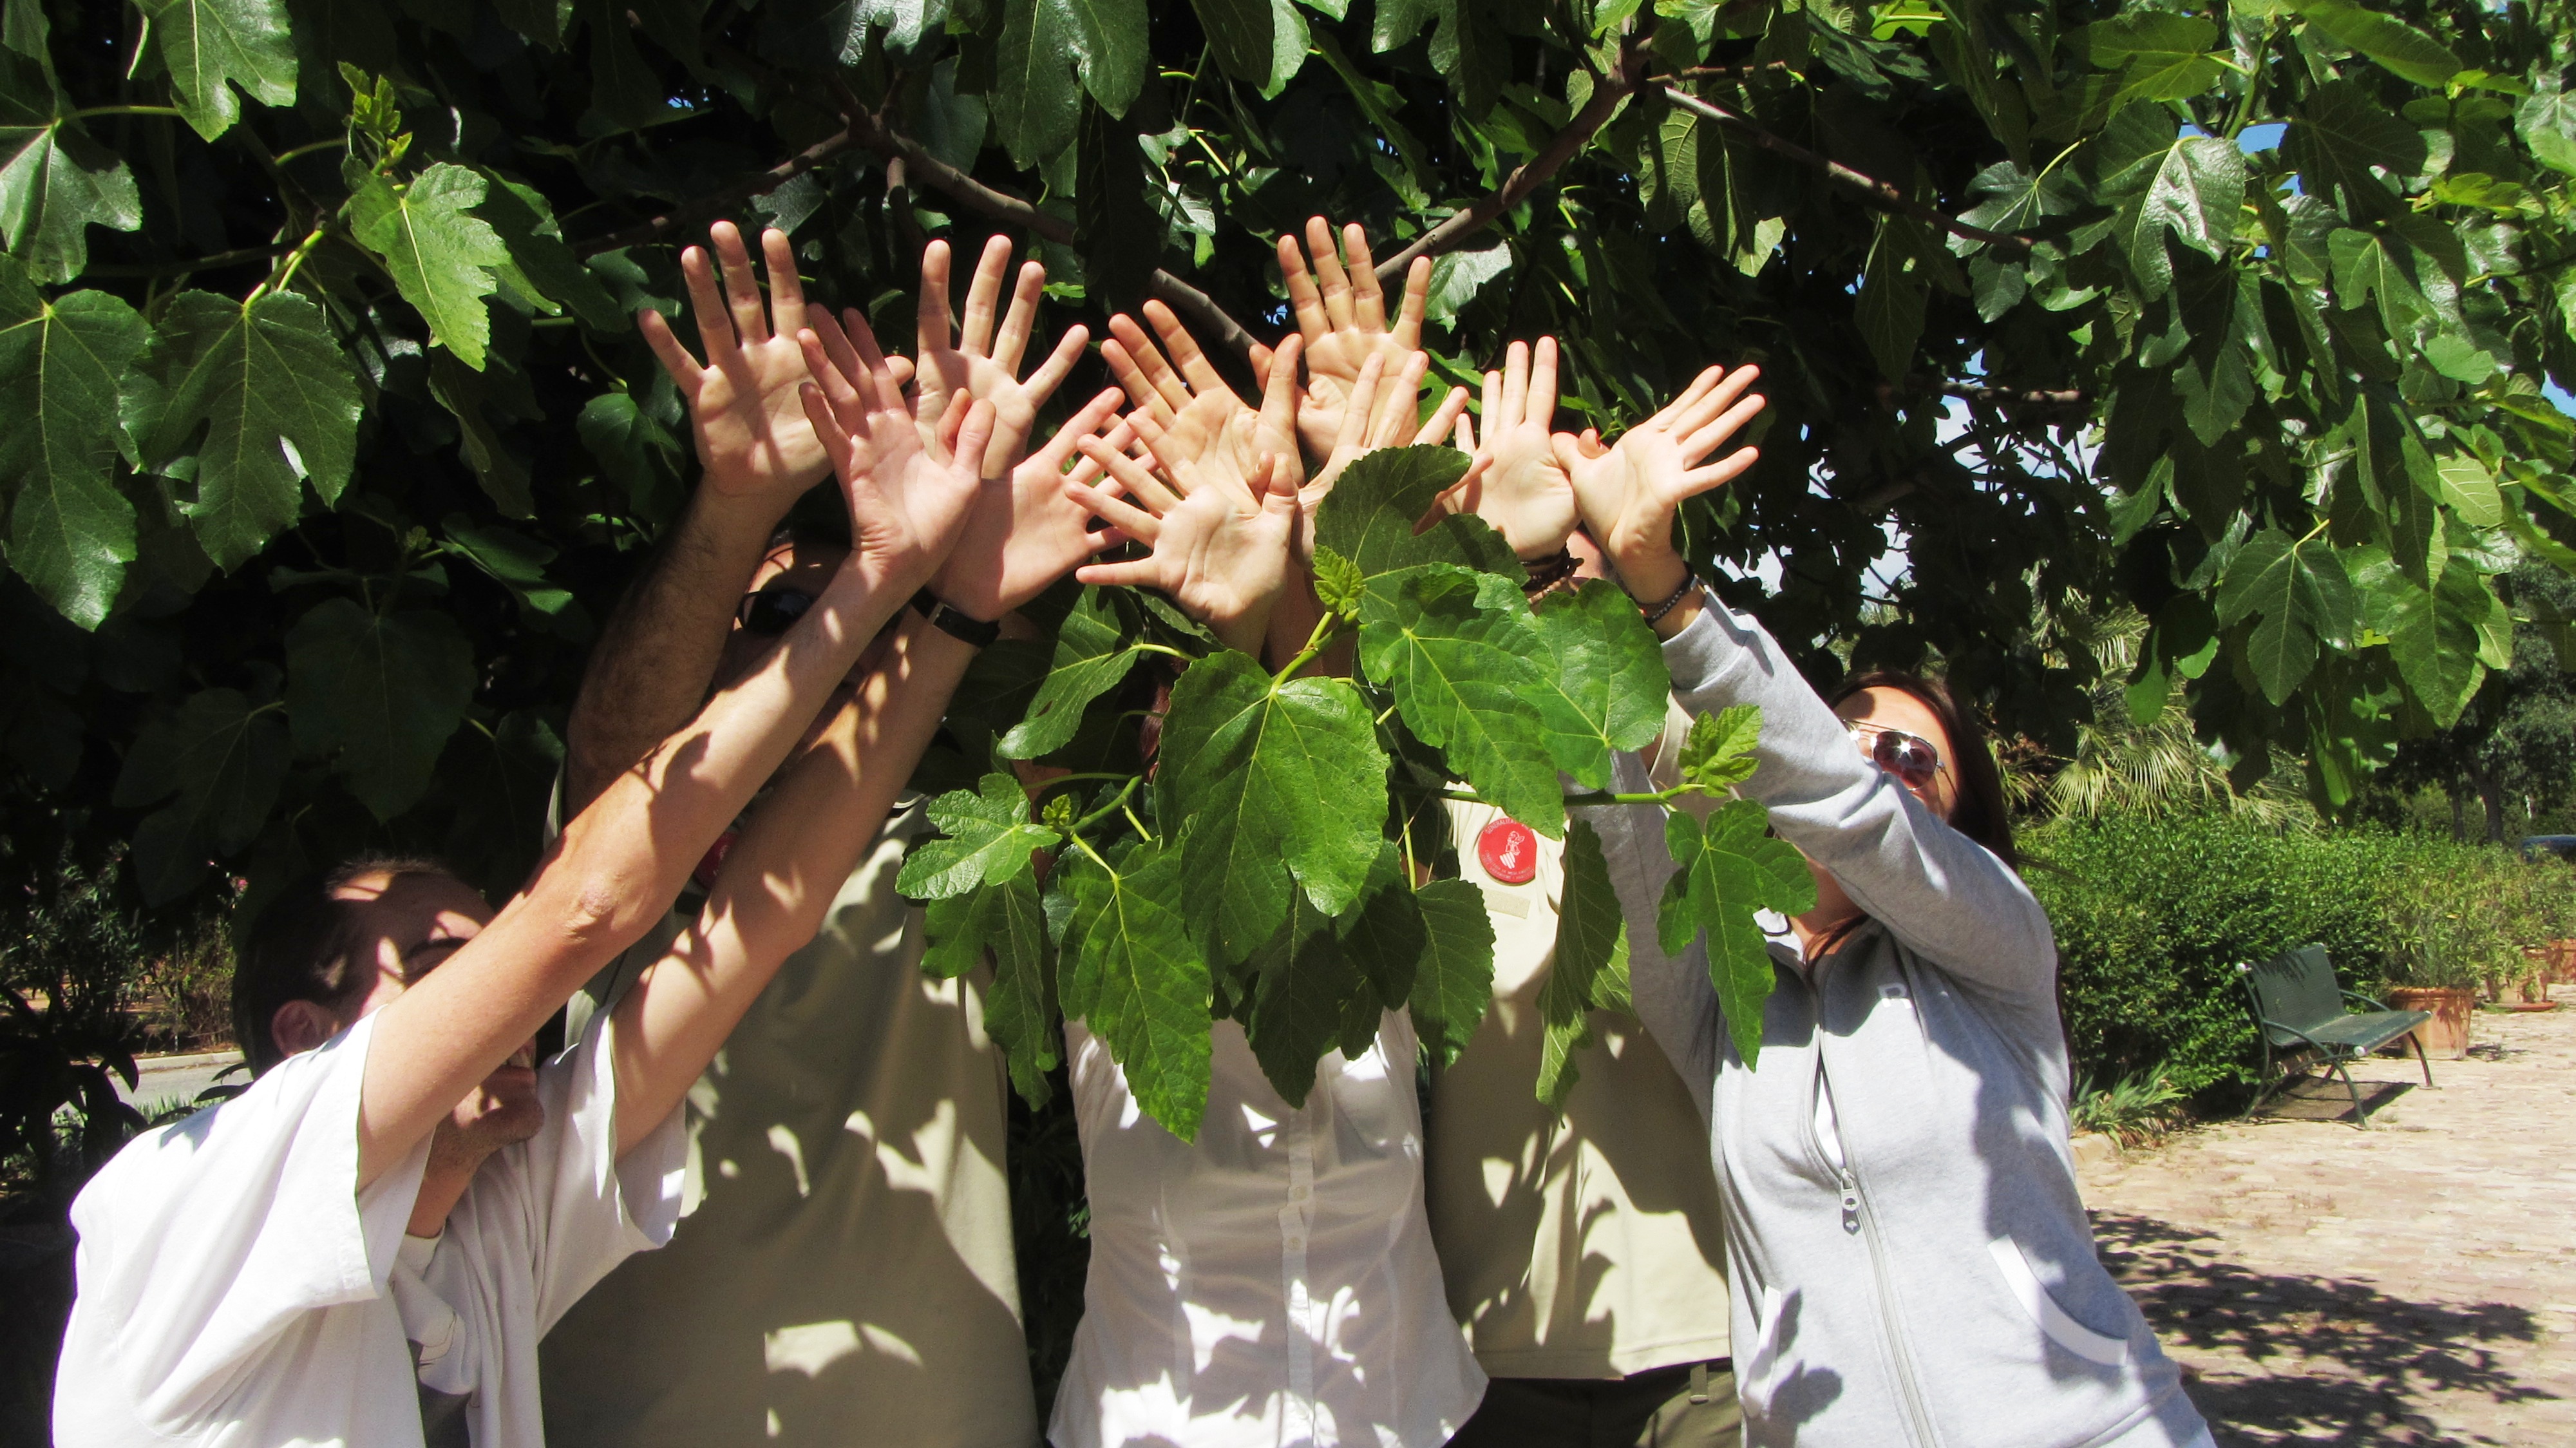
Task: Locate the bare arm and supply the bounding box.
[565,223,839,814]
[355,333,998,1188]
[607,613,978,1154]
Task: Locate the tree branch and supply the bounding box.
[1654,85,2035,253]
[576,124,861,256]
[1374,36,1647,282]
[846,110,1258,359]
[1945,383,2088,408]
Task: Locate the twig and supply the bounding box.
[576,124,861,256]
[84,242,292,278]
[1944,383,2088,408]
[1654,85,2035,253]
[1374,35,1647,281]
[845,110,1260,358]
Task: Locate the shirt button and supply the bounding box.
[1285,1235,1305,1249]
[1290,1183,1309,1202]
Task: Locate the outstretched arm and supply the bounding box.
[355,329,996,1188]
[607,611,977,1154]
[567,222,842,815]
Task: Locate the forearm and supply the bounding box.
[565,485,788,813]
[357,562,909,1185]
[1658,591,2054,989]
[609,614,978,1152]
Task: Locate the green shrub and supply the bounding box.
[2027,814,2573,1097]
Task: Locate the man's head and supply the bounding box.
[715,529,896,752]
[236,858,542,1149]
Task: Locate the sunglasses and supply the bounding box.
[737,585,815,636]
[1847,720,1944,790]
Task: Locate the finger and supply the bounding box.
[1653,365,1732,433]
[1676,446,1761,500]
[837,308,896,400]
[799,382,858,476]
[1478,368,1504,450]
[679,243,737,359]
[1530,336,1560,432]
[1030,386,1124,472]
[1501,339,1530,425]
[959,236,1013,359]
[1278,231,1331,348]
[1258,452,1300,503]
[1104,315,1191,413]
[1454,408,1477,454]
[915,238,954,359]
[803,309,862,392]
[1370,350,1429,448]
[761,227,806,339]
[1345,224,1387,333]
[1074,557,1173,589]
[1392,256,1431,351]
[1021,324,1089,412]
[1335,350,1383,455]
[1073,442,1176,525]
[638,310,706,401]
[1065,417,1142,486]
[1064,478,1166,542]
[800,329,873,432]
[1307,215,1354,332]
[951,398,999,475]
[1678,394,1770,464]
[1580,426,1605,455]
[711,221,770,345]
[994,259,1046,374]
[1416,384,1471,447]
[1261,333,1304,457]
[885,354,916,390]
[1141,300,1226,399]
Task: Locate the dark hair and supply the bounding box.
[1828,669,2018,871]
[234,855,454,1075]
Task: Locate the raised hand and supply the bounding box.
[1253,217,1431,463]
[1064,436,1300,657]
[1103,303,1304,491]
[1303,350,1470,528]
[928,387,1130,622]
[913,236,1089,478]
[795,312,995,598]
[1554,363,1768,605]
[1444,337,1578,560]
[641,222,845,515]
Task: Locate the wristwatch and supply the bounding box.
[910,589,1001,648]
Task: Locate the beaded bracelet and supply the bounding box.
[1640,571,1700,628]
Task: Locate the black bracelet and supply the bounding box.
[910,589,1001,648]
[1520,548,1578,595]
[1641,571,1700,628]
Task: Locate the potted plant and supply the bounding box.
[2381,873,2497,1058]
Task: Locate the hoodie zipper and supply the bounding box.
[1812,1064,1944,1447]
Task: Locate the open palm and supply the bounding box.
[641,222,836,513]
[1557,363,1768,571]
[1447,337,1577,559]
[913,236,1088,478]
[1065,435,1298,657]
[797,317,992,598]
[1251,218,1432,463]
[930,388,1129,621]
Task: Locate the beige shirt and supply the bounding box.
[1426,786,1733,1381]
[539,799,1037,1448]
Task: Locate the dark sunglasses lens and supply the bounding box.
[1873,732,1938,786]
[741,587,815,636]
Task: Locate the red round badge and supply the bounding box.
[1478,818,1539,885]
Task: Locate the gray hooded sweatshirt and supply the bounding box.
[1583,589,2212,1448]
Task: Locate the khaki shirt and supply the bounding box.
[1427,781,1733,1382]
[540,800,1036,1448]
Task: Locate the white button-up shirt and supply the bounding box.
[1048,1013,1486,1447]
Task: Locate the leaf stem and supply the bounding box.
[1066,776,1143,837]
[1133,642,1193,661]
[249,223,330,304]
[70,104,187,120]
[1121,803,1154,841]
[1271,611,1345,685]
[272,137,348,164]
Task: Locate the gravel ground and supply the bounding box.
[2079,991,2576,1446]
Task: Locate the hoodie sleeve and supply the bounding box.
[1654,587,2056,1003]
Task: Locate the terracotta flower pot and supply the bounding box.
[2385,986,2477,1060]
[2550,940,2576,986]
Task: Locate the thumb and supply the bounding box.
[953,399,999,475]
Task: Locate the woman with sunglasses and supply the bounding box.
[1551,372,2213,1448]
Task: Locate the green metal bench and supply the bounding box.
[2237,944,2433,1129]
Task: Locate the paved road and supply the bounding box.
[115,1049,245,1116]
[2080,989,2576,1446]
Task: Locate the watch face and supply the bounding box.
[1478,817,1540,885]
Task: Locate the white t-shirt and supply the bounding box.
[1049,1013,1486,1448]
[55,1006,687,1447]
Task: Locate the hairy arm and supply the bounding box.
[607,613,978,1154]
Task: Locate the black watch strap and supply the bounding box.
[911,589,1001,648]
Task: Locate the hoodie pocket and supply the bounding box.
[1987,1237,2129,1368]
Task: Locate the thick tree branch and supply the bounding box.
[576,124,861,256]
[1374,37,1647,282]
[1654,86,2035,254]
[1946,383,2088,408]
[848,111,1259,359]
